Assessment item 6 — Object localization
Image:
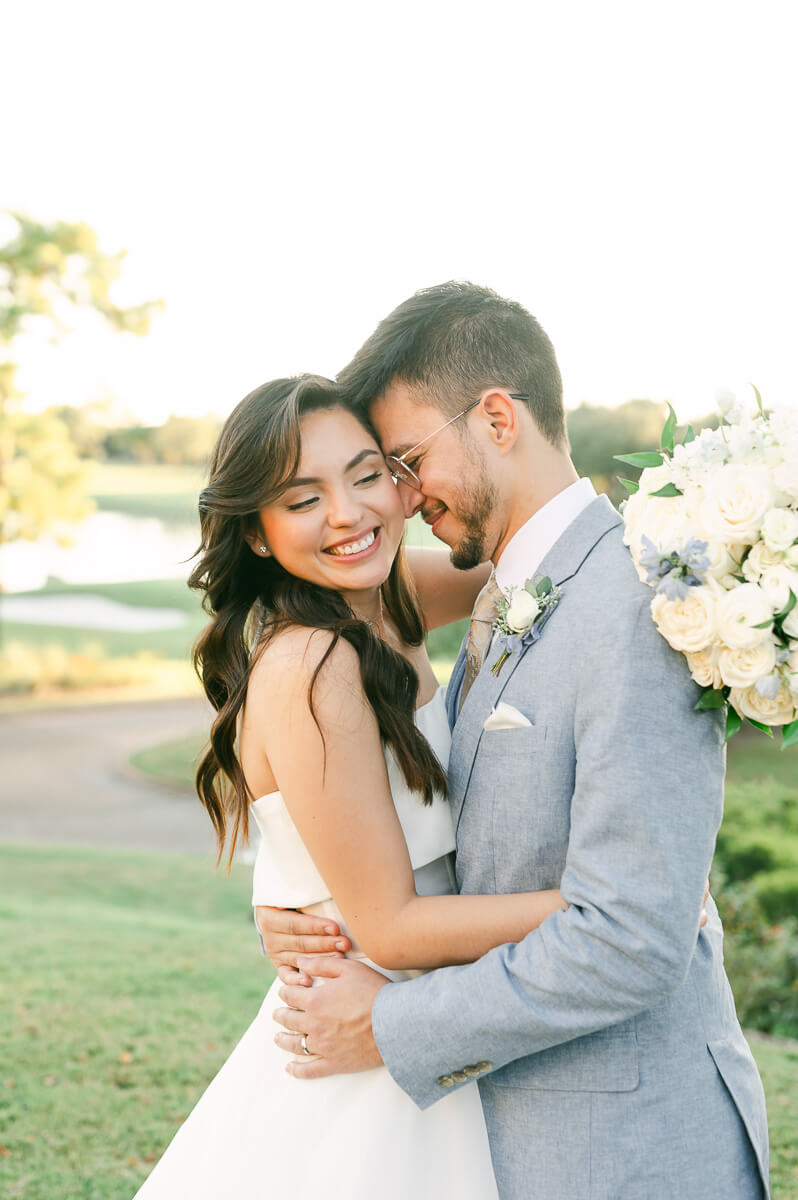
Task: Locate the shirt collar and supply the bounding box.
[494,477,597,593]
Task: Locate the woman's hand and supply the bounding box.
[255,906,351,982]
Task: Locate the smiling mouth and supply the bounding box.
[423,506,447,529]
[324,528,379,557]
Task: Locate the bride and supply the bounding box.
[134,374,567,1199]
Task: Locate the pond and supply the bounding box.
[2,593,188,632]
[2,511,199,592]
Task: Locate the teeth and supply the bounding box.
[329,530,376,557]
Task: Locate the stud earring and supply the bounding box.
[259,545,268,554]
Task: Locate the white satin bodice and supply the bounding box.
[249,687,455,980]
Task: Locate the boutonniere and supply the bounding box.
[491,575,563,676]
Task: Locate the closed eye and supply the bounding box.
[356,471,383,485]
[286,496,319,511]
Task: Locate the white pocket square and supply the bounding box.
[483,702,533,731]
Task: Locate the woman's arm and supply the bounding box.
[245,630,564,972]
[405,546,491,631]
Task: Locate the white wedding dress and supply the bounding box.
[134,689,498,1199]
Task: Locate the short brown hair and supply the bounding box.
[338,281,566,446]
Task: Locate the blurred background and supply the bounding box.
[1,2,796,1196]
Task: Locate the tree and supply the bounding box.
[0,212,161,542]
[568,399,667,504]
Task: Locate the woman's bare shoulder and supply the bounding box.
[249,625,361,698]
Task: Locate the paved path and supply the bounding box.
[0,697,218,855]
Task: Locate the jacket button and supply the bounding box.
[437,1075,454,1088]
[450,1071,468,1083]
[475,1061,493,1072]
[463,1064,482,1077]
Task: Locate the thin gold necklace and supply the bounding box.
[360,587,385,638]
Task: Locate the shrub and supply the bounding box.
[714,872,798,1038]
[753,868,798,925]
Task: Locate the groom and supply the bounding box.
[258,283,769,1198]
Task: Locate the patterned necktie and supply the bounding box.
[459,572,503,712]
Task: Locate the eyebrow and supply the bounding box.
[286,449,380,489]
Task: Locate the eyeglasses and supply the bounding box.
[385,394,530,489]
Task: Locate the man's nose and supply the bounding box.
[397,479,424,518]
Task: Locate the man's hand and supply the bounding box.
[272,956,389,1079]
[699,879,711,929]
[255,906,352,979]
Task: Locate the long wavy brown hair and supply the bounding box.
[189,375,447,864]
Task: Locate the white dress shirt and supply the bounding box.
[494,477,597,593]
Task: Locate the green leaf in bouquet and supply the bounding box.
[650,483,684,498]
[750,382,765,418]
[725,707,743,742]
[617,477,640,493]
[683,424,696,445]
[614,451,664,469]
[782,718,798,750]
[747,718,774,738]
[752,619,775,630]
[661,403,677,454]
[694,687,727,711]
[775,589,797,623]
[535,576,552,597]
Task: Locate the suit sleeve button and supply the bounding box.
[450,1071,468,1083]
[463,1064,482,1077]
[437,1075,454,1087]
[476,1061,493,1072]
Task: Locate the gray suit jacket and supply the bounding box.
[373,496,769,1199]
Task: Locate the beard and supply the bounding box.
[448,463,497,571]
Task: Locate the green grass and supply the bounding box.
[747,1034,798,1197]
[0,844,794,1198]
[130,733,208,791]
[89,463,204,524]
[0,845,271,1199]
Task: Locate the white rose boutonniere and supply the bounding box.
[491,575,563,676]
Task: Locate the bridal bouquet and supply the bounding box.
[616,391,798,746]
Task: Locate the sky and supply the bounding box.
[4,0,798,425]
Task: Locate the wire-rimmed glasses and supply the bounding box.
[385,394,530,488]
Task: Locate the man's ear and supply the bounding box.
[244,531,272,558]
[479,389,521,455]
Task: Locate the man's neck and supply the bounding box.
[492,455,580,567]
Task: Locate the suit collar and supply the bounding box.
[532,494,622,588]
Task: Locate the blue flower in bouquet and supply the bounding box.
[638,535,711,600]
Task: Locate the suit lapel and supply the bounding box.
[445,643,467,729]
[449,495,623,831]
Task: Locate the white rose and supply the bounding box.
[729,682,796,727]
[717,641,777,688]
[638,463,674,494]
[742,539,785,581]
[761,507,798,553]
[773,460,798,502]
[505,589,540,633]
[715,583,773,649]
[685,645,723,689]
[625,495,692,563]
[787,545,798,570]
[650,583,718,653]
[759,566,798,614]
[701,540,737,581]
[700,464,775,545]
